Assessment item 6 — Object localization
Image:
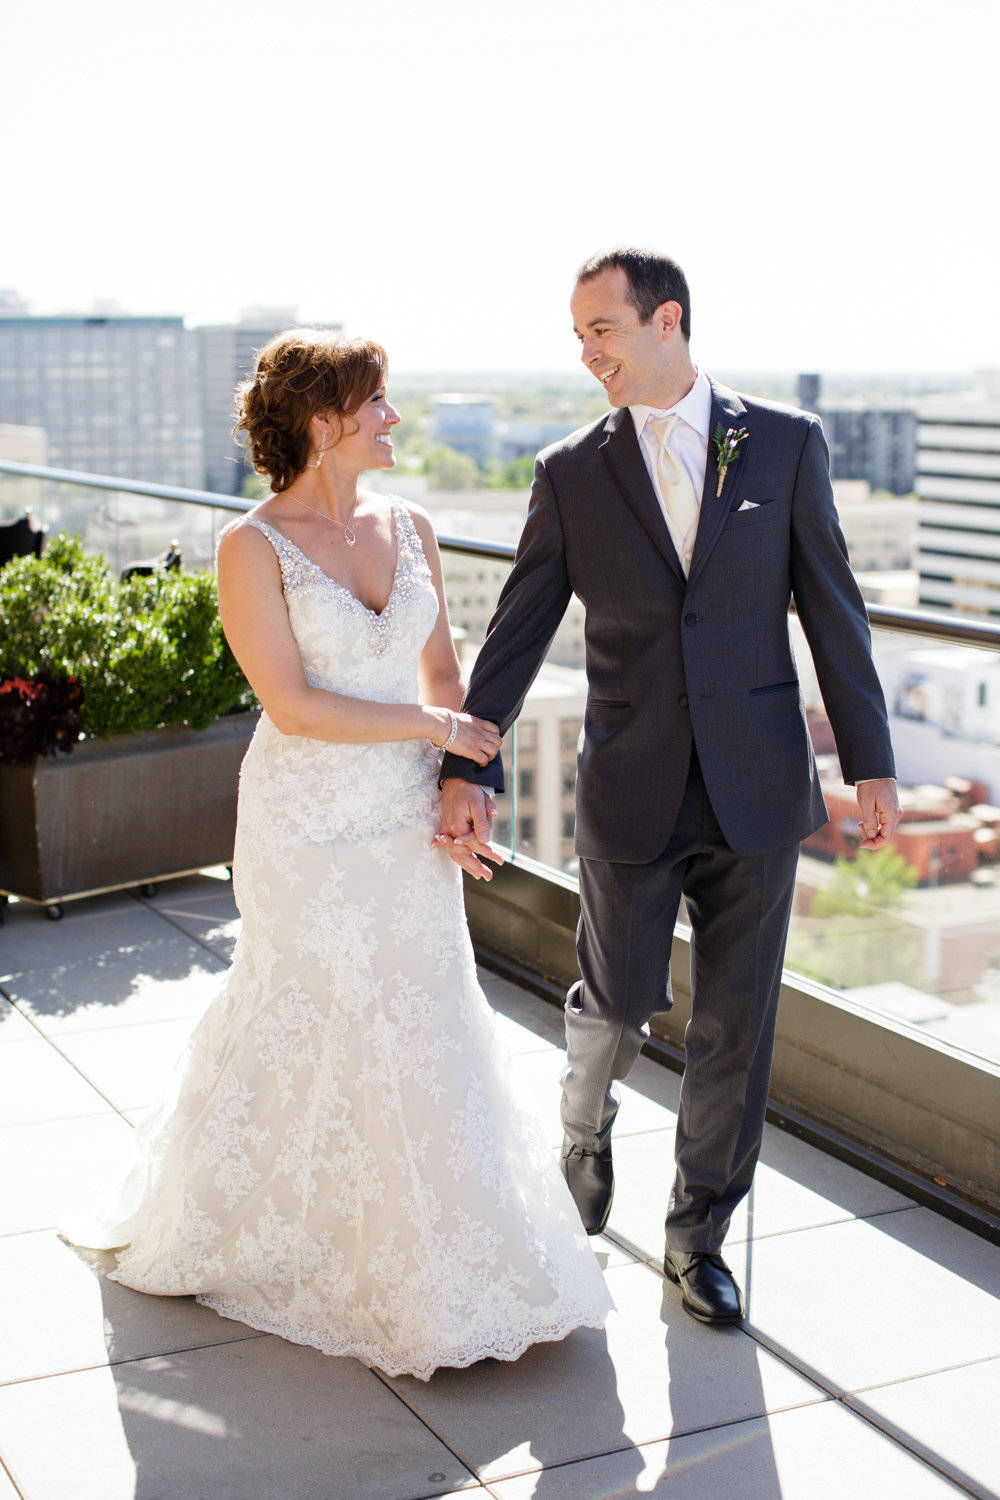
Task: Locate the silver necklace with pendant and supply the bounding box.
[288,490,360,546]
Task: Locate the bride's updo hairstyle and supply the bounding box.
[235,329,388,492]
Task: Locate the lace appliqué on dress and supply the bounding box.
[68,495,612,1381]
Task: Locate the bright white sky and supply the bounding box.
[2,0,998,377]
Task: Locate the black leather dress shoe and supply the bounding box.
[663,1251,744,1324]
[560,1139,614,1235]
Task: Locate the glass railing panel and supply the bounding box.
[0,472,222,573]
[787,618,1000,1066]
[493,586,587,875]
[13,461,1000,1067]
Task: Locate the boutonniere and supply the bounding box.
[711,423,749,497]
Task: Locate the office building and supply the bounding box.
[914,381,1000,615]
[198,307,330,494]
[0,423,47,519]
[431,395,498,466]
[0,306,202,487]
[832,479,918,572]
[489,662,587,871]
[497,418,579,464]
[798,375,917,495]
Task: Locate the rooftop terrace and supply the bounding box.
[1,874,998,1499]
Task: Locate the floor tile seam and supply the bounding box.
[369,1367,480,1487]
[0,987,132,1125]
[131,893,233,967]
[0,1446,27,1500]
[732,1200,921,1246]
[844,1350,1000,1397]
[482,1385,842,1485]
[9,1014,209,1038]
[834,1394,989,1499]
[15,1013,209,1040]
[474,1400,982,1496]
[0,1331,271,1390]
[736,1316,999,1484]
[604,1200,922,1265]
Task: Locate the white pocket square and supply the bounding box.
[737,500,759,511]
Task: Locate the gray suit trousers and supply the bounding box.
[561,750,799,1254]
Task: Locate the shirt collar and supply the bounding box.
[629,369,713,442]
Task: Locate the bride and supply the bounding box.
[62,328,611,1380]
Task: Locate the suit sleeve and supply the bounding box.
[789,419,895,786]
[439,457,572,792]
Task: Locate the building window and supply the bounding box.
[517,721,537,751]
[518,767,535,798]
[519,816,536,845]
[562,811,575,839]
[561,764,576,794]
[980,683,988,707]
[560,717,583,750]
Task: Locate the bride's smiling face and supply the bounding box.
[317,389,400,472]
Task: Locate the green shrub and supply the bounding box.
[0,535,256,740]
[811,845,919,919]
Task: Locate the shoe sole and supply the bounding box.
[663,1260,743,1324]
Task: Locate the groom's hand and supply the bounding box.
[435,779,505,881]
[856,778,902,849]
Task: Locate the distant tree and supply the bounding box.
[424,447,486,491]
[501,453,537,489]
[240,474,269,501]
[812,846,919,919]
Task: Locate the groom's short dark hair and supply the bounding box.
[576,248,691,339]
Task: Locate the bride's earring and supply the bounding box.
[311,436,326,468]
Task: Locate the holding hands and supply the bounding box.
[435,780,504,882]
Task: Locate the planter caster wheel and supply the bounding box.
[45,904,64,922]
[139,883,158,899]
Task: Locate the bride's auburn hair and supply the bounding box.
[234,329,388,492]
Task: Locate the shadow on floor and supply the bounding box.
[0,882,232,1022]
[83,1256,472,1500]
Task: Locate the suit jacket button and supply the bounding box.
[684,613,698,626]
[678,694,689,708]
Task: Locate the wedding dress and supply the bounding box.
[62,498,611,1380]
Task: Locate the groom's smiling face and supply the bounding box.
[571,267,682,408]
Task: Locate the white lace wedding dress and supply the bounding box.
[63,498,611,1380]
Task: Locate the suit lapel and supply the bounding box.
[599,408,686,584]
[686,380,750,591]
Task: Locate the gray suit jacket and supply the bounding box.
[441,378,895,862]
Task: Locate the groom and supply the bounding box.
[439,248,900,1325]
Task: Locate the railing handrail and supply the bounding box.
[4,457,1000,642]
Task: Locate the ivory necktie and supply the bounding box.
[648,413,700,569]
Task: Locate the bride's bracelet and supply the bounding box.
[439,711,459,752]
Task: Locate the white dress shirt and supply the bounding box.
[630,369,713,577]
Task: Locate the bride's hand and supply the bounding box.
[426,709,502,767]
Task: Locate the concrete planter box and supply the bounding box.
[0,712,258,911]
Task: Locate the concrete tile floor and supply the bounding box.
[0,875,998,1499]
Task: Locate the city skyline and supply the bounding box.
[2,0,998,376]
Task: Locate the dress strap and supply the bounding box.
[389,497,432,578]
[240,517,307,593]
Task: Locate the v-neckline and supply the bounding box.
[264,505,401,620]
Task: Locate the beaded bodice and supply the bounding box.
[236,497,443,852]
[243,497,439,700]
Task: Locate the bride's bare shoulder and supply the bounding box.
[216,511,282,568]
